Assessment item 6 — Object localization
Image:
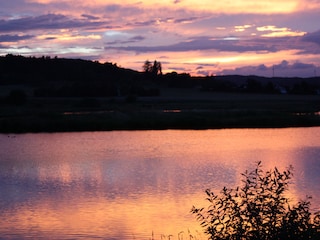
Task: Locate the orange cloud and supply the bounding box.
[37,33,101,41]
[296,0,320,10]
[257,25,306,37]
[235,25,254,32]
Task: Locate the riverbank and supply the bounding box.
[1,91,319,133]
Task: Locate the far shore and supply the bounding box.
[1,90,319,133]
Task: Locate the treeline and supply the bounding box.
[201,75,320,95]
[1,54,320,99]
[0,54,139,98]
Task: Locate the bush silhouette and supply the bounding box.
[191,162,320,240]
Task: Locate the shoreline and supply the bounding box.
[1,109,319,134]
[1,92,319,133]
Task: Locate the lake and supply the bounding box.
[0,128,320,239]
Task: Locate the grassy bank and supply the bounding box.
[1,91,319,133]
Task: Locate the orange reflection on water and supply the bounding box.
[0,128,319,239]
[1,193,205,239]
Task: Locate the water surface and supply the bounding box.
[1,128,320,239]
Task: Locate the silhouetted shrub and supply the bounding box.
[191,161,320,240]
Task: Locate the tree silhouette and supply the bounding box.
[143,60,153,73]
[152,60,162,76]
[143,60,162,77]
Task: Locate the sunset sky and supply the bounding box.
[1,0,320,77]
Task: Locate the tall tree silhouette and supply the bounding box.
[143,60,153,73]
[143,60,162,77]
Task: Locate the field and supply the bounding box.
[1,87,320,133]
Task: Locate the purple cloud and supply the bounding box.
[302,30,320,45]
[106,35,145,45]
[173,16,200,24]
[81,14,100,20]
[106,36,281,53]
[0,34,34,42]
[257,64,268,71]
[126,19,159,27]
[0,14,106,33]
[291,62,315,69]
[217,60,320,78]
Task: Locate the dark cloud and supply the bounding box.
[81,14,100,20]
[172,16,200,24]
[291,62,315,69]
[257,64,268,71]
[287,30,320,55]
[275,60,289,69]
[0,14,106,33]
[130,35,145,41]
[0,34,34,42]
[302,30,320,45]
[273,60,317,71]
[127,19,158,27]
[106,35,145,45]
[45,37,57,40]
[106,36,281,53]
[105,32,320,57]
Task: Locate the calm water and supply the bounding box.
[0,128,320,239]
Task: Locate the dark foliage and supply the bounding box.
[191,162,320,240]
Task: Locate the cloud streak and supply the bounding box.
[105,33,319,54]
[0,34,34,42]
[0,14,106,33]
